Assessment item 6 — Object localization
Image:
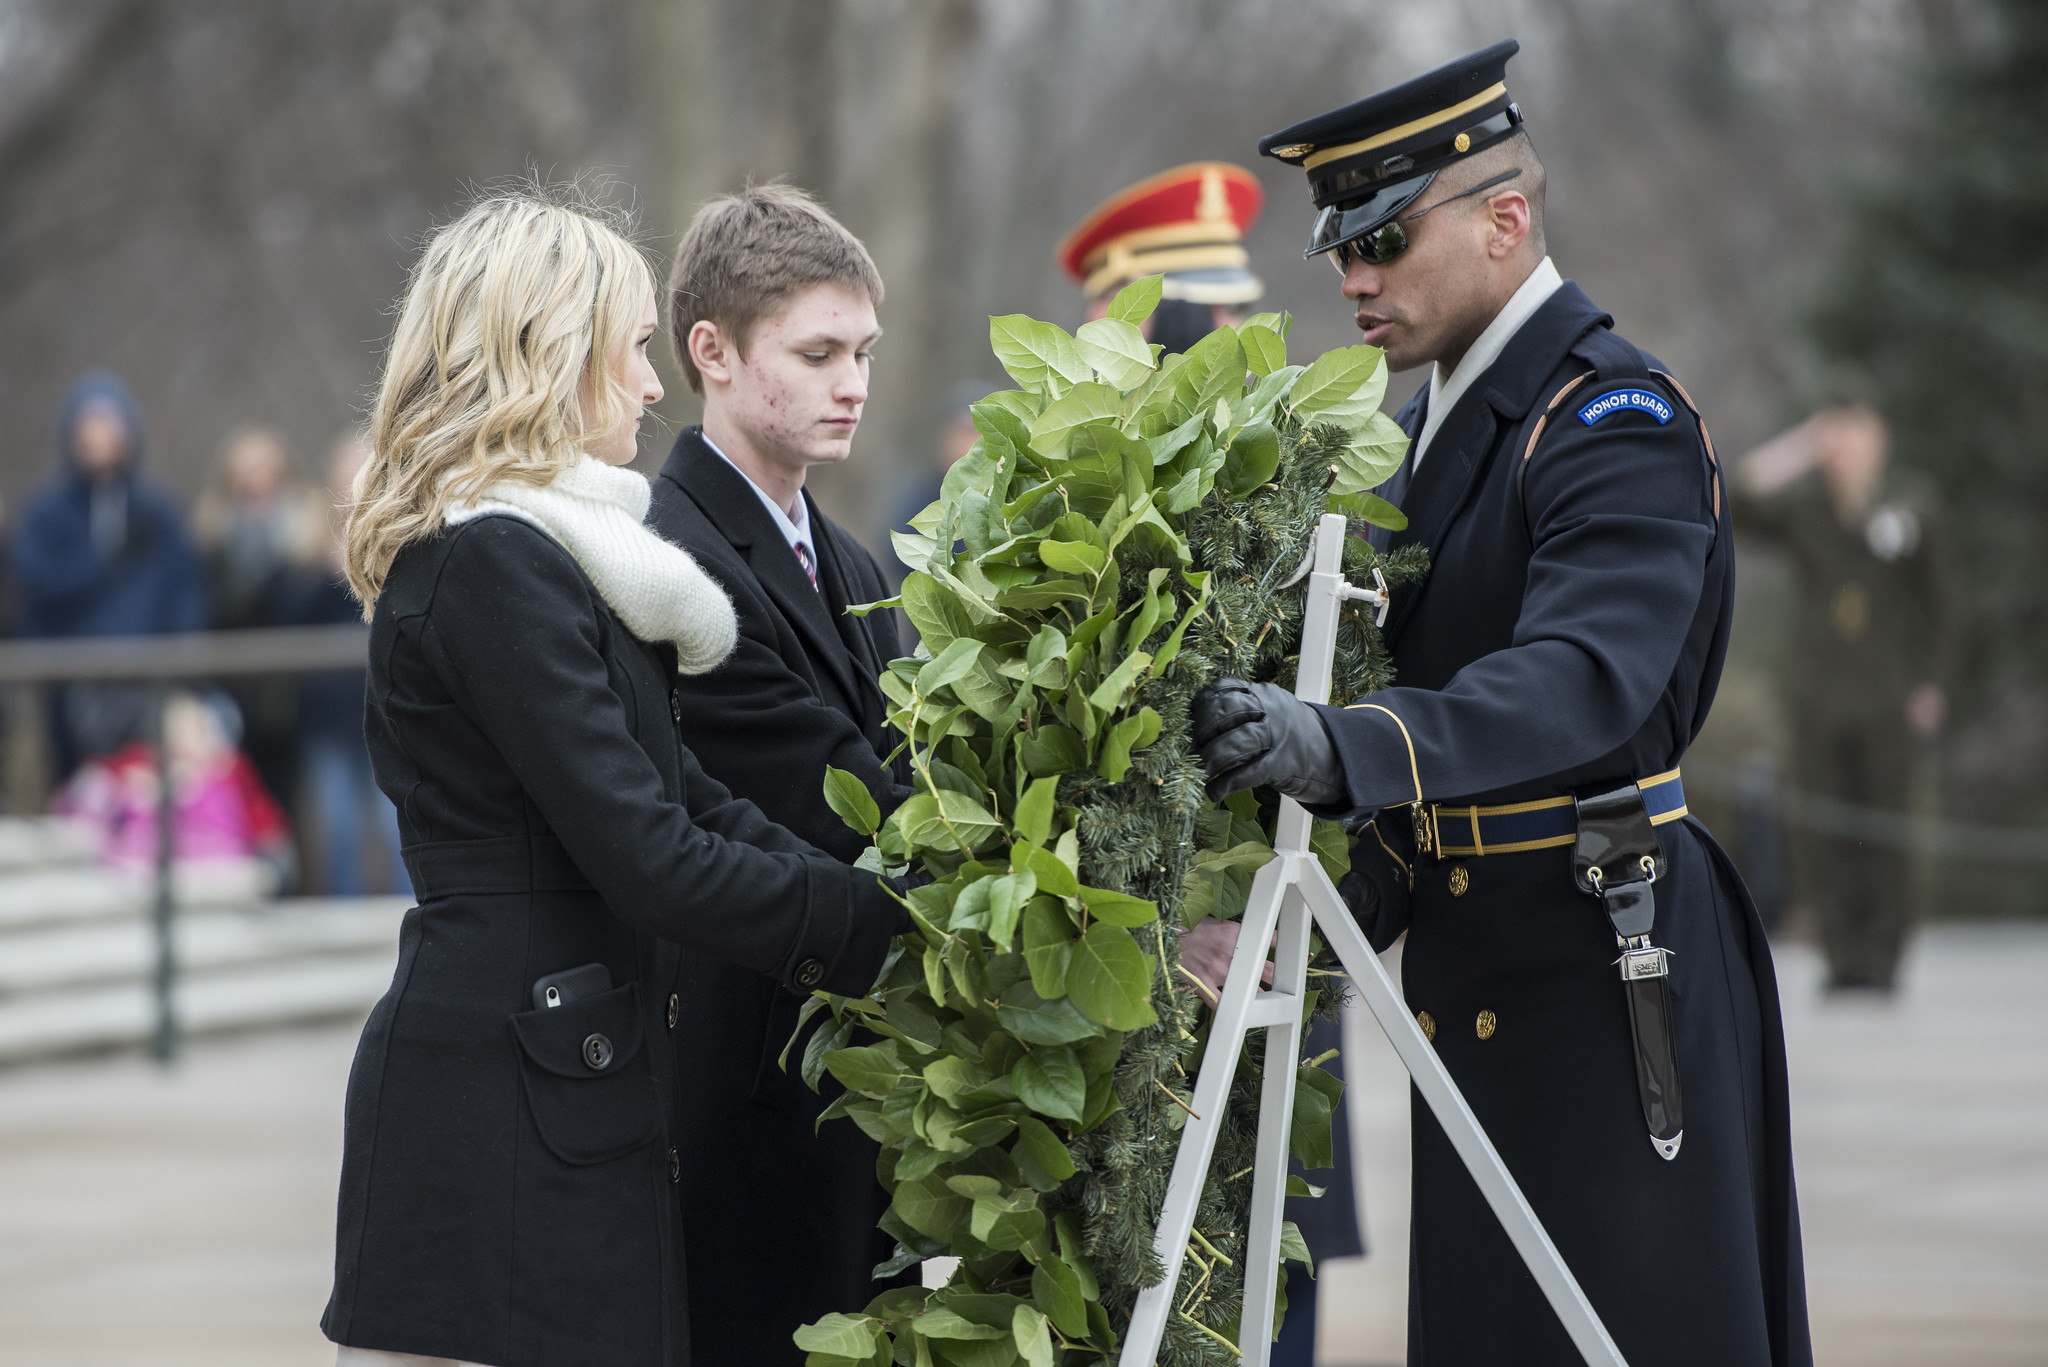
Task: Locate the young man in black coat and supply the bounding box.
[646,184,914,1364]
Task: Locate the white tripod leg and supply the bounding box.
[1235,881,1311,1367]
[1294,856,1629,1367]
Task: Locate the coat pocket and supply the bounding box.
[511,982,657,1166]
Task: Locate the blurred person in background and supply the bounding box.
[648,183,915,1367]
[10,371,206,777]
[51,688,293,894]
[1060,161,1266,352]
[1733,406,1945,991]
[195,424,331,843]
[1065,160,1361,1367]
[293,432,407,898]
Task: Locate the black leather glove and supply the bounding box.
[1189,678,1347,806]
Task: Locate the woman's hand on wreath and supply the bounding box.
[1177,917,1273,1009]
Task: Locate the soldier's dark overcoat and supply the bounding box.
[1322,282,1812,1366]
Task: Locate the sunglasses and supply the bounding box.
[1327,168,1524,273]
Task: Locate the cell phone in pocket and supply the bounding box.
[531,962,613,1010]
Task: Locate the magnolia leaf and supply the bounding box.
[793,1313,883,1357]
[1219,420,1281,498]
[1013,1305,1054,1367]
[912,1307,1008,1342]
[1021,897,1074,999]
[1309,348,1390,427]
[825,1045,906,1099]
[1037,539,1107,577]
[1279,1219,1315,1277]
[1085,650,1152,714]
[1104,273,1164,326]
[989,315,1091,395]
[1077,317,1156,391]
[985,870,1037,951]
[1031,1256,1089,1339]
[1065,924,1157,1030]
[1076,884,1159,927]
[822,766,882,835]
[1288,345,1382,418]
[1327,489,1409,530]
[1241,323,1287,377]
[997,991,1102,1045]
[1015,842,1080,897]
[1013,776,1057,847]
[1013,1115,1077,1181]
[1028,383,1123,459]
[1289,1076,1335,1169]
[1011,1044,1086,1122]
[1335,409,1413,490]
[1287,1174,1328,1198]
[1096,704,1161,782]
[1018,727,1087,778]
[918,638,986,695]
[1310,818,1353,886]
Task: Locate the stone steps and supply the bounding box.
[0,817,407,1064]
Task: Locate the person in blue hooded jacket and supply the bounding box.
[11,372,207,771]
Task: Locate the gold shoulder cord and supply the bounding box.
[1347,702,1433,860]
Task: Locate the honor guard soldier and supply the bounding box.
[1189,42,1813,1366]
[1064,162,1366,1367]
[1058,161,1267,354]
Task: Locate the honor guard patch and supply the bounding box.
[1578,388,1674,427]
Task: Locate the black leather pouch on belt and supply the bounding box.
[1573,784,1685,1161]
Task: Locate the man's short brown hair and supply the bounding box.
[667,183,884,393]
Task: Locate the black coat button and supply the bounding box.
[667,993,679,1030]
[794,958,825,989]
[668,1147,681,1183]
[582,1033,614,1070]
[669,688,682,724]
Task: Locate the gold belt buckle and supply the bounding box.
[1411,800,1434,857]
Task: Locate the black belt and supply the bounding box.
[1419,768,1686,858]
[404,836,594,900]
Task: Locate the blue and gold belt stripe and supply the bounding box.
[1426,769,1688,858]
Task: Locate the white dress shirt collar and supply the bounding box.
[702,432,817,574]
[1413,255,1565,469]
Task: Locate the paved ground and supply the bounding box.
[0,924,2041,1366]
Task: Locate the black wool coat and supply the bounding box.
[1322,283,1812,1366]
[647,428,916,1366]
[321,514,903,1367]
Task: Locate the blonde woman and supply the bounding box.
[321,187,906,1367]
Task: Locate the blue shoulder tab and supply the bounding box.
[1577,387,1674,427]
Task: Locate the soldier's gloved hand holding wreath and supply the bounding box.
[1190,678,1348,806]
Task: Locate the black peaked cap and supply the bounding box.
[1259,40,1523,212]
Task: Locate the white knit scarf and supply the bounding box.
[445,455,737,675]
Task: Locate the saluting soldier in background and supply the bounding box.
[1187,42,1812,1366]
[1733,407,1946,991]
[1060,164,1365,1367]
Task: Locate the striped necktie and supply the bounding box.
[793,539,819,590]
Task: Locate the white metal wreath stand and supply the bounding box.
[1118,514,1627,1367]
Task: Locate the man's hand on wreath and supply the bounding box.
[1190,678,1347,807]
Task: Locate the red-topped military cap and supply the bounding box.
[1057,162,1265,305]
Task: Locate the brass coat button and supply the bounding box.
[1476,1009,1498,1041]
[668,1147,681,1183]
[1448,864,1470,897]
[667,993,680,1030]
[1416,1010,1437,1042]
[582,1033,614,1070]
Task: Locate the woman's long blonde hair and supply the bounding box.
[345,184,653,613]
